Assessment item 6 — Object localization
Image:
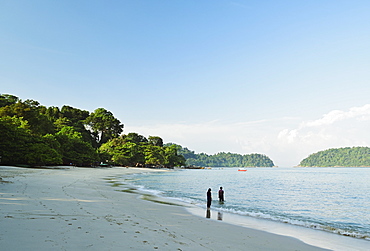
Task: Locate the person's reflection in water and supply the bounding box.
[206,208,211,218]
[217,211,223,221]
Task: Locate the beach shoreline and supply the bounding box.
[0,166,366,250]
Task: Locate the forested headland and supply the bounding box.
[0,94,275,168]
[177,147,275,167]
[299,147,370,167]
[0,94,185,167]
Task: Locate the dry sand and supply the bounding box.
[0,166,364,250]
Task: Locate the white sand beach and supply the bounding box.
[0,166,366,250]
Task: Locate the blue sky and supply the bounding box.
[2,1,370,166]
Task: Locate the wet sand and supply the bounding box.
[0,166,346,250]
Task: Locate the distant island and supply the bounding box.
[0,94,274,168]
[177,147,275,167]
[299,147,370,167]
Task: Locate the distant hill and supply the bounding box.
[177,147,275,167]
[299,147,370,167]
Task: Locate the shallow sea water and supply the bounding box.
[121,167,370,248]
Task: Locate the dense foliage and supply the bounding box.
[299,147,370,167]
[99,134,185,168]
[1,93,277,168]
[177,147,275,167]
[0,94,184,167]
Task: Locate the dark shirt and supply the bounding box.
[207,190,212,207]
[218,189,224,201]
[207,191,212,201]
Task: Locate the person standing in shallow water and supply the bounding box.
[207,188,212,208]
[218,187,224,202]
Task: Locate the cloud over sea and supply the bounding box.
[125,104,370,167]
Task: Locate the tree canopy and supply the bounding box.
[99,136,185,168]
[0,93,275,169]
[0,94,185,167]
[0,94,121,166]
[84,108,124,147]
[299,147,370,167]
[176,146,275,167]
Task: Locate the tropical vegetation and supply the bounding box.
[299,147,370,167]
[0,94,184,167]
[177,147,275,167]
[6,94,370,169]
[0,93,277,168]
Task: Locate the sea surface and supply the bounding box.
[120,167,370,242]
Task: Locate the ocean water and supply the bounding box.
[121,167,370,242]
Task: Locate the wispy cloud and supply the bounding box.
[300,104,370,128]
[279,104,370,143]
[276,104,370,165]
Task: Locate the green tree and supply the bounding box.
[122,132,148,144]
[55,127,98,166]
[99,137,145,166]
[24,139,62,166]
[59,106,93,145]
[0,99,54,135]
[0,117,62,166]
[299,147,370,167]
[84,108,123,147]
[174,145,197,159]
[148,136,163,147]
[163,144,186,167]
[43,106,61,121]
[181,149,275,167]
[61,105,90,123]
[0,94,19,108]
[144,145,165,166]
[0,116,32,165]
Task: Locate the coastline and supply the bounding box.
[0,166,365,250]
[186,207,370,251]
